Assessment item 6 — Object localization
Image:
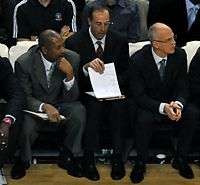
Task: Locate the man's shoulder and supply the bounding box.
[16,45,39,65]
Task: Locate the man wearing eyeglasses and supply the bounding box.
[81,0,140,42]
[65,4,130,181]
[148,0,200,47]
[128,22,198,183]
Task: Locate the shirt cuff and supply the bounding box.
[39,103,45,112]
[83,66,89,76]
[159,103,166,115]
[63,76,75,91]
[175,101,183,110]
[5,115,16,123]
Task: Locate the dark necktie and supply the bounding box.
[47,63,56,87]
[96,40,103,59]
[159,59,166,81]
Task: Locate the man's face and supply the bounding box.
[153,27,176,56]
[43,37,65,62]
[89,9,110,40]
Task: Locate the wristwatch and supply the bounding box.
[2,117,13,126]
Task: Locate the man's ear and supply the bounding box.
[41,46,47,55]
[88,18,91,26]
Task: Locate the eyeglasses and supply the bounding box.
[153,35,177,43]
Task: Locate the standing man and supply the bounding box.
[66,5,130,181]
[11,29,86,179]
[0,56,24,172]
[129,23,198,183]
[148,0,200,46]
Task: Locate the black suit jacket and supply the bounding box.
[65,29,130,95]
[189,47,200,108]
[129,45,188,114]
[148,0,200,46]
[0,56,24,118]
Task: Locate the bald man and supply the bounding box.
[11,29,86,179]
[128,23,198,183]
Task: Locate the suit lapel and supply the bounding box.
[145,48,162,83]
[33,52,49,91]
[84,31,97,60]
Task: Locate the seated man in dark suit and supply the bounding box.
[129,23,199,183]
[11,29,86,179]
[0,56,24,172]
[65,4,130,181]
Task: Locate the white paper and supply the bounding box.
[88,63,123,99]
[23,110,66,121]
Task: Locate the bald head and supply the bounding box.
[148,23,173,42]
[38,29,61,49]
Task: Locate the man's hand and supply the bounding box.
[57,57,74,80]
[60,25,74,41]
[164,102,182,121]
[42,104,61,123]
[84,58,105,74]
[169,101,182,121]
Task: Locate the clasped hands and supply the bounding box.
[164,101,182,122]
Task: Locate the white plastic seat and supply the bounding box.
[9,40,38,70]
[0,43,9,58]
[182,41,200,69]
[129,41,150,57]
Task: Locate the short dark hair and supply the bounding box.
[88,4,110,20]
[38,29,60,49]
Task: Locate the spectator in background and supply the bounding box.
[66,5,130,181]
[73,0,86,30]
[81,0,140,42]
[148,0,200,46]
[0,0,21,47]
[11,30,86,180]
[13,0,77,41]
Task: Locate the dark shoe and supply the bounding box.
[58,149,83,177]
[83,162,100,181]
[130,160,146,184]
[172,157,194,179]
[11,160,30,179]
[111,158,125,180]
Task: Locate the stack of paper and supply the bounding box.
[86,63,125,100]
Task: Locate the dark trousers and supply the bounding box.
[134,104,199,162]
[19,101,86,161]
[83,95,128,153]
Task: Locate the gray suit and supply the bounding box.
[15,46,85,161]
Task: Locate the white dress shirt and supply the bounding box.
[82,27,106,76]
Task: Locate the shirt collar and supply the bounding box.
[40,52,54,71]
[151,48,167,65]
[89,27,106,46]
